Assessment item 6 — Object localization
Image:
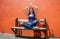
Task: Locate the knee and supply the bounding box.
[34,20,38,23]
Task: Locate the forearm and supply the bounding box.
[32,5,38,13]
[24,6,30,14]
[24,6,29,10]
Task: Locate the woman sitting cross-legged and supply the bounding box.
[21,3,38,29]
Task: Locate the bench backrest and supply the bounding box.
[15,18,46,27]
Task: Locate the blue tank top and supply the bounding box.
[28,13,35,23]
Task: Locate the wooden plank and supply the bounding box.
[11,27,46,30]
[11,27,25,29]
[38,19,45,22]
[18,19,28,22]
[18,19,45,22]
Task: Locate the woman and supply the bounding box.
[21,3,38,29]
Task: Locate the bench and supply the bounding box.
[11,18,47,39]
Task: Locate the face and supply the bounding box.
[29,8,33,13]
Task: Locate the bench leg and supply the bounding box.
[34,30,41,38]
[11,28,19,37]
[44,30,46,39]
[15,29,19,37]
[19,29,22,37]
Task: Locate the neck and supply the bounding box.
[31,12,33,13]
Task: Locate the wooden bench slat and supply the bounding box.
[11,27,25,29]
[18,19,45,22]
[18,19,28,22]
[11,27,46,30]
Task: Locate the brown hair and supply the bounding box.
[28,8,35,16]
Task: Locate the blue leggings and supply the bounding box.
[21,20,38,29]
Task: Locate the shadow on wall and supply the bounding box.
[33,21,51,37]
